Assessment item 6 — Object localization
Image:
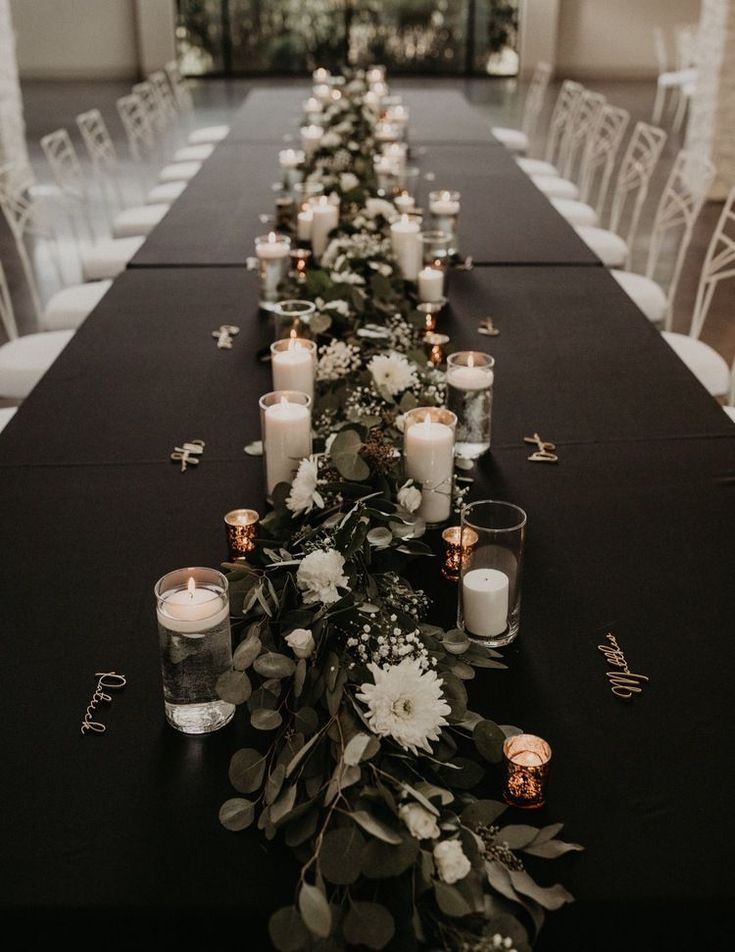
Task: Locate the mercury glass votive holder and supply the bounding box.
[154,567,234,735]
[441,525,479,581]
[289,248,312,283]
[272,299,317,341]
[403,407,457,527]
[224,509,259,561]
[457,500,526,647]
[428,189,461,256]
[417,300,445,333]
[446,352,495,459]
[423,332,450,367]
[503,734,552,809]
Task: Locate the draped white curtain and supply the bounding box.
[0,0,29,169]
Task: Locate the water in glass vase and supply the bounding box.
[447,384,493,459]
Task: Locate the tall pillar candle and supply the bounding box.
[417,266,445,303]
[403,407,457,525]
[270,338,316,402]
[390,215,421,281]
[259,392,312,499]
[310,195,339,262]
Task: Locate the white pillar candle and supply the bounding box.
[263,397,312,497]
[271,341,315,402]
[156,576,229,635]
[405,417,455,523]
[390,215,422,281]
[394,191,415,214]
[311,195,339,262]
[462,568,509,638]
[301,124,324,158]
[446,362,494,392]
[417,266,445,303]
[297,206,313,242]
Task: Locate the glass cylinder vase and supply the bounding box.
[270,338,317,402]
[272,299,317,341]
[446,351,495,459]
[255,232,291,308]
[428,189,460,255]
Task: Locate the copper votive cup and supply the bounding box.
[503,734,552,809]
[424,332,450,367]
[289,248,312,283]
[441,525,478,581]
[224,509,259,561]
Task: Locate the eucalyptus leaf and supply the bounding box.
[319,827,365,884]
[215,669,252,705]
[507,869,574,910]
[461,800,508,830]
[486,860,520,903]
[233,634,262,670]
[500,824,540,850]
[343,732,373,766]
[294,657,307,697]
[284,804,320,848]
[343,901,395,950]
[434,881,472,918]
[269,906,309,952]
[229,748,266,794]
[441,673,468,723]
[264,764,286,805]
[252,708,283,731]
[254,652,296,679]
[361,835,419,879]
[298,883,332,939]
[218,797,256,832]
[271,783,298,825]
[439,757,484,790]
[286,729,322,778]
[474,719,506,764]
[294,706,319,736]
[331,429,369,481]
[349,810,402,845]
[523,838,584,859]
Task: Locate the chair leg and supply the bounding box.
[15,239,43,323]
[673,92,688,133]
[652,85,666,124]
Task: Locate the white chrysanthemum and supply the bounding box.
[297,548,349,605]
[356,659,450,755]
[286,456,324,515]
[368,352,418,396]
[434,839,472,884]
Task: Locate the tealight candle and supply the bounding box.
[390,215,422,281]
[418,266,445,303]
[310,195,339,262]
[301,124,324,158]
[270,338,316,402]
[461,568,509,639]
[503,734,552,809]
[404,407,457,525]
[259,391,312,499]
[224,509,259,561]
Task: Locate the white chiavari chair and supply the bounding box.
[550,105,630,227]
[492,62,552,155]
[0,163,113,329]
[651,26,697,126]
[662,185,735,399]
[530,90,607,201]
[516,80,584,178]
[0,260,74,401]
[165,60,230,145]
[148,70,214,163]
[574,121,667,268]
[74,111,170,237]
[611,152,715,326]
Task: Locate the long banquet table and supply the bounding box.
[1,88,735,951]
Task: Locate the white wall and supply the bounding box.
[556,0,701,79]
[135,0,176,75]
[9,0,139,80]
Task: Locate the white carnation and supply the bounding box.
[286,456,324,515]
[297,548,349,605]
[285,628,315,659]
[340,172,360,192]
[399,803,440,840]
[321,131,341,148]
[356,658,450,755]
[433,839,471,884]
[397,480,422,513]
[369,352,418,396]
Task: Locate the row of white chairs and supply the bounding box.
[494,65,734,412]
[0,62,230,425]
[652,23,698,133]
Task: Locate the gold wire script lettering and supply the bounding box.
[597,633,649,701]
[80,671,127,734]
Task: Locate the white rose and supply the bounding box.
[399,803,440,840]
[433,839,471,884]
[285,628,315,659]
[397,481,422,513]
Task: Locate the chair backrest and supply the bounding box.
[117,94,155,162]
[76,109,118,174]
[645,151,716,327]
[543,79,584,169]
[40,128,87,202]
[0,162,36,243]
[559,89,606,182]
[691,184,735,340]
[608,121,667,251]
[165,60,193,114]
[652,26,668,74]
[149,71,179,128]
[675,23,698,70]
[132,80,165,134]
[577,104,630,214]
[0,261,19,341]
[521,61,552,142]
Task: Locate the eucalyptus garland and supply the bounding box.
[219,70,581,952]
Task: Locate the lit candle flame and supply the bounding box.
[187,576,196,599]
[268,231,277,243]
[287,338,300,351]
[280,395,290,407]
[468,353,475,368]
[289,327,298,339]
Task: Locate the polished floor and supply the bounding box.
[1,76,733,409]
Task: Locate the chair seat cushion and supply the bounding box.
[550,197,599,227]
[158,161,201,183]
[42,280,113,331]
[657,67,697,88]
[188,124,230,145]
[574,226,628,267]
[147,180,188,205]
[516,157,557,176]
[491,126,528,153]
[80,236,145,281]
[611,271,668,324]
[173,143,215,162]
[112,203,169,238]
[0,406,17,434]
[662,332,730,397]
[532,175,579,200]
[0,330,74,399]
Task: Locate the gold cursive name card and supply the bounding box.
[80,671,127,734]
[597,632,649,701]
